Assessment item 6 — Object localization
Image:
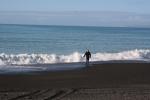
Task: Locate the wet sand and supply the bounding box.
[0,63,150,100]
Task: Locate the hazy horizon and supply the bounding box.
[0,0,150,27]
[0,11,150,28]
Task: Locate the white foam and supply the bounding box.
[0,49,150,65]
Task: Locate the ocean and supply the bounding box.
[0,24,150,73]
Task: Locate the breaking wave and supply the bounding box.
[0,49,150,65]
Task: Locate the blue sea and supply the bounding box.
[0,24,150,73]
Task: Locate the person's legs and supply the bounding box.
[86,58,89,66]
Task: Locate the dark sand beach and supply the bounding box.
[0,62,150,100]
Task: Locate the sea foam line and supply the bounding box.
[0,49,150,65]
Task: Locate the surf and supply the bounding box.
[0,49,150,65]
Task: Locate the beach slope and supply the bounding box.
[0,63,150,99]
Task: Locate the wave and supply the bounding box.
[0,49,150,65]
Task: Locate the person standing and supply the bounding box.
[83,50,91,66]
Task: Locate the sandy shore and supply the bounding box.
[0,63,150,99]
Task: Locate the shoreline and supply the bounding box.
[0,60,149,75]
[0,62,150,99]
[0,63,150,89]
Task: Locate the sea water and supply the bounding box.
[0,24,150,73]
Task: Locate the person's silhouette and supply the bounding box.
[83,50,91,66]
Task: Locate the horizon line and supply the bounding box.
[0,10,149,15]
[0,23,150,29]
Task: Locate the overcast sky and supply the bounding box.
[0,0,150,27]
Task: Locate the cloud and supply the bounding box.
[0,11,150,27]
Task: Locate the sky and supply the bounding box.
[0,0,150,27]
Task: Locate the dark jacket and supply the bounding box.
[84,51,91,60]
